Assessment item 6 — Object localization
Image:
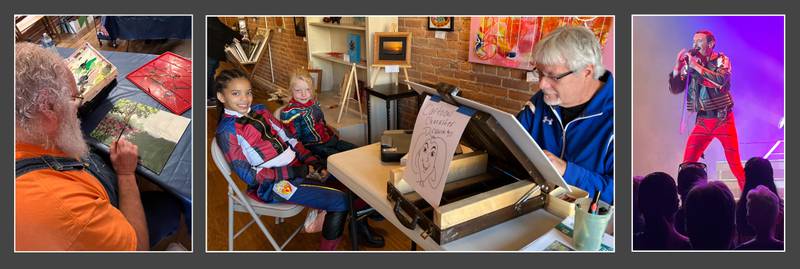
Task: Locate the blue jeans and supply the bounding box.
[257,178,349,212]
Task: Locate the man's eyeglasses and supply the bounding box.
[71,94,84,103]
[533,68,575,82]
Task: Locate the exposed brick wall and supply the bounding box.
[219,17,309,98]
[397,17,536,129]
[217,17,539,127]
[252,17,308,92]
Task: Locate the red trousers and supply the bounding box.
[683,112,746,189]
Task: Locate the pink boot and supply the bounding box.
[319,236,342,251]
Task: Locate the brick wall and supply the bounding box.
[219,17,309,98]
[216,17,538,126]
[397,17,536,129]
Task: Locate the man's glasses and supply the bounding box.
[71,94,84,104]
[534,68,575,82]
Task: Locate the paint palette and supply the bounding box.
[64,42,118,105]
[127,52,192,115]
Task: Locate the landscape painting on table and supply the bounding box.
[90,98,191,174]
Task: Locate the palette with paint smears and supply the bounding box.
[126,52,192,115]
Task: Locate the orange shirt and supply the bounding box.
[15,143,137,251]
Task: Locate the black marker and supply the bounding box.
[588,190,601,214]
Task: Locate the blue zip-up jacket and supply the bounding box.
[516,71,614,204]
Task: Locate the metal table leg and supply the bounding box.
[366,94,372,144]
[386,98,391,130]
[348,191,358,250]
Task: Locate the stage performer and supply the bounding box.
[669,30,745,189]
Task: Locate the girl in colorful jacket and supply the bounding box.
[214,69,347,250]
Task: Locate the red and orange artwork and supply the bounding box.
[469,17,539,70]
[538,16,613,48]
[127,52,192,115]
[468,16,613,70]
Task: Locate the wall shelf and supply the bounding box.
[308,22,366,31]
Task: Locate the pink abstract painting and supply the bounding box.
[468,16,614,71]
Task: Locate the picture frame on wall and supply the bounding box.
[294,17,306,37]
[428,16,455,31]
[373,32,412,66]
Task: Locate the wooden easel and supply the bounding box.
[369,23,412,89]
[369,64,411,89]
[337,63,364,123]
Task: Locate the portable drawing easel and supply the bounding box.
[337,63,364,123]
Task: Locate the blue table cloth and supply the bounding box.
[103,16,192,41]
[59,48,193,205]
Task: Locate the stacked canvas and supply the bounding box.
[224,28,270,64]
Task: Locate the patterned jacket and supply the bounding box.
[216,104,320,200]
[669,51,733,119]
[280,99,333,145]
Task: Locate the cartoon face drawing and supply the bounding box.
[411,129,448,189]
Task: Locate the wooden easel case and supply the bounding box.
[387,82,587,245]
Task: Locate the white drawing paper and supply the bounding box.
[403,95,471,208]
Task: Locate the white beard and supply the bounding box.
[55,106,89,159]
[543,93,561,106]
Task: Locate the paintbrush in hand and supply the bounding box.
[115,109,133,147]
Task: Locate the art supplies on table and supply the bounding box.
[573,197,614,250]
[521,213,614,251]
[380,129,412,162]
[126,52,192,115]
[64,42,118,106]
[90,98,191,174]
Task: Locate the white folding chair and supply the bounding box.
[210,138,304,251]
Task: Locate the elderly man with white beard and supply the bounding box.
[14,43,148,251]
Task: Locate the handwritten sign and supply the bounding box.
[385,65,400,73]
[403,95,472,207]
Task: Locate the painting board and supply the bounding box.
[90,98,191,174]
[64,42,118,105]
[126,52,192,115]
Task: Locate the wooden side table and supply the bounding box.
[364,83,419,143]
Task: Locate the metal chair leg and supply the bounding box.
[228,191,234,251]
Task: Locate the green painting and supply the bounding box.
[91,98,190,174]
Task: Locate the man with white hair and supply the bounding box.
[735,185,784,250]
[516,26,614,204]
[15,42,148,251]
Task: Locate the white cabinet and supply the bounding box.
[304,16,400,145]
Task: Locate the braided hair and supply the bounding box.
[214,68,249,120]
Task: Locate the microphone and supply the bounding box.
[684,48,706,69]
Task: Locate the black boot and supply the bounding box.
[356,218,385,248]
[367,211,385,221]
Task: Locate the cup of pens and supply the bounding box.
[573,192,613,251]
